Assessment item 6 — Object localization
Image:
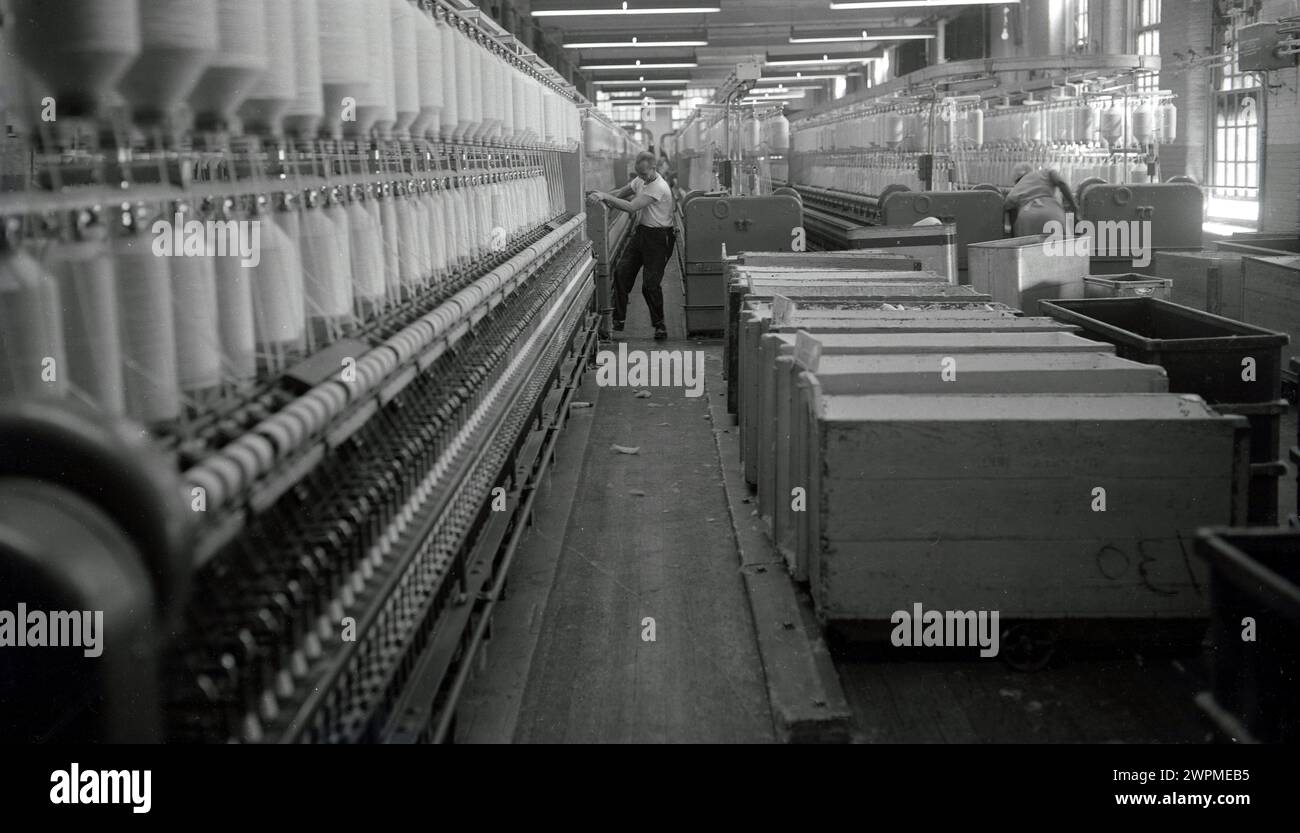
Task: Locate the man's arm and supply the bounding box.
[602,192,656,216]
[1048,170,1078,214]
[585,180,638,208]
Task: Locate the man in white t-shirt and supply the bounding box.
[588,151,676,340]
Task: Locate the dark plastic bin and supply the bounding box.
[1195,528,1300,743]
[1084,273,1173,299]
[1040,297,1289,404]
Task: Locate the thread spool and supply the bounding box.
[438,20,459,143]
[356,0,396,140]
[1161,101,1177,144]
[9,0,140,120]
[412,185,433,284]
[453,30,478,142]
[306,195,353,347]
[525,78,540,144]
[501,57,515,144]
[189,0,269,132]
[119,0,218,129]
[261,199,308,369]
[38,229,124,414]
[283,0,323,140]
[346,191,385,311]
[426,186,447,282]
[771,114,790,152]
[389,0,419,140]
[412,7,443,141]
[319,0,371,139]
[1132,105,1155,145]
[511,74,527,143]
[1074,105,1095,144]
[171,255,222,394]
[1100,104,1124,146]
[239,0,296,136]
[478,50,499,142]
[1,237,67,400]
[475,184,491,257]
[420,185,445,280]
[542,92,556,146]
[437,187,458,274]
[167,206,222,393]
[452,185,471,269]
[884,114,904,147]
[393,186,420,295]
[375,186,401,306]
[312,193,355,339]
[211,210,257,384]
[112,219,180,423]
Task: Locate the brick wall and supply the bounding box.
[1158,0,1214,186]
[1259,0,1300,232]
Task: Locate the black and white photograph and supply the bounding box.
[0,0,1295,812]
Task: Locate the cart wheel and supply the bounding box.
[1001,623,1059,672]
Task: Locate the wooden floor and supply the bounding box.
[457,247,775,743]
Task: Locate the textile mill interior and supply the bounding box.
[0,0,1298,749]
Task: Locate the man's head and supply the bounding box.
[634,151,659,183]
[1011,163,1034,184]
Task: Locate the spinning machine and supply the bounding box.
[0,0,638,743]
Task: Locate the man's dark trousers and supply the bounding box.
[612,225,675,329]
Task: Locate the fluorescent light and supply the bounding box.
[564,39,708,48]
[741,93,807,102]
[830,1,1017,8]
[606,89,687,97]
[761,73,848,81]
[534,3,721,17]
[765,56,875,67]
[791,33,935,43]
[594,78,692,85]
[581,62,699,69]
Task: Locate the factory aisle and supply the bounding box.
[459,252,776,743]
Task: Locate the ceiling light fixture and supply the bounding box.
[790,27,935,43]
[534,2,721,17]
[580,61,700,69]
[829,1,1018,8]
[593,78,692,85]
[563,39,709,48]
[764,54,875,67]
[759,73,848,82]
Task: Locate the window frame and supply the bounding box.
[1208,8,1264,227]
[1135,0,1161,92]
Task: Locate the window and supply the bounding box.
[1135,0,1161,92]
[1210,9,1263,226]
[1074,0,1091,52]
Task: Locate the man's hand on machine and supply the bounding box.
[586,191,607,205]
